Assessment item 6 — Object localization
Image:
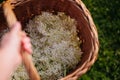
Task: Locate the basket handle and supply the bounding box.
[2,1,40,80]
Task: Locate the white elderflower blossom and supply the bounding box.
[12,12,82,80]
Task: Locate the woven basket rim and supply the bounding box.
[0,0,99,80]
[61,0,99,79]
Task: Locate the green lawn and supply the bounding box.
[79,0,120,80]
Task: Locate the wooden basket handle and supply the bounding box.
[2,1,40,80]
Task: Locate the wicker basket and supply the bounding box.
[0,0,99,80]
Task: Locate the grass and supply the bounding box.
[79,0,120,80]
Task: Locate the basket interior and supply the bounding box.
[0,0,93,75]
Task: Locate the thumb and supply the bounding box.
[11,22,21,34]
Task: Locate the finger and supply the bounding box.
[22,37,32,54]
[22,37,31,44]
[24,43,32,54]
[11,22,21,35]
[21,31,27,37]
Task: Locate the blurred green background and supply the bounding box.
[80,0,120,80]
[0,0,120,80]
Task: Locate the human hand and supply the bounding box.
[0,22,32,80]
[0,22,32,67]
